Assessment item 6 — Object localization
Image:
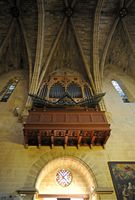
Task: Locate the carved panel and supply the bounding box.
[53,114,66,123]
[79,114,92,123]
[40,114,53,123]
[23,110,110,148]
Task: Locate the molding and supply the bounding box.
[95,187,113,194]
[126,0,134,8]
[18,18,33,83]
[16,188,38,195]
[70,19,96,93]
[93,0,107,111]
[93,0,103,93]
[24,155,98,189]
[122,20,135,57]
[38,194,89,198]
[25,0,45,108]
[100,17,119,79]
[29,0,45,94]
[71,0,77,8]
[38,17,67,90]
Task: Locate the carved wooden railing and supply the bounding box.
[23,110,111,148]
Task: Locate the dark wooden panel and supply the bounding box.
[23,110,111,148]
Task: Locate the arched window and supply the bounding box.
[111,80,129,103]
[84,85,92,98]
[0,78,19,102]
[67,82,82,98]
[49,83,65,98]
[38,84,48,99]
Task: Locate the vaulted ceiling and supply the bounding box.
[0,0,135,97]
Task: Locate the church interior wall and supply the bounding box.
[0,0,135,199]
[0,68,135,200]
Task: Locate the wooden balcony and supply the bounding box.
[23,110,111,148]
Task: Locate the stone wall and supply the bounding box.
[0,69,135,200]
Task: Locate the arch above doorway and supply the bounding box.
[35,157,98,200]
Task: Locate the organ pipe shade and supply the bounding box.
[38,76,92,100]
[38,84,48,98]
[49,83,65,98]
[84,85,92,98]
[67,82,82,98]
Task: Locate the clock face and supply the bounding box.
[56,169,72,187]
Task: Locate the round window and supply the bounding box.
[56,169,72,187]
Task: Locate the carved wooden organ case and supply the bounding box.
[23,69,111,148]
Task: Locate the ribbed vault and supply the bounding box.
[0,0,135,110]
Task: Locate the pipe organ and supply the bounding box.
[23,69,111,148]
